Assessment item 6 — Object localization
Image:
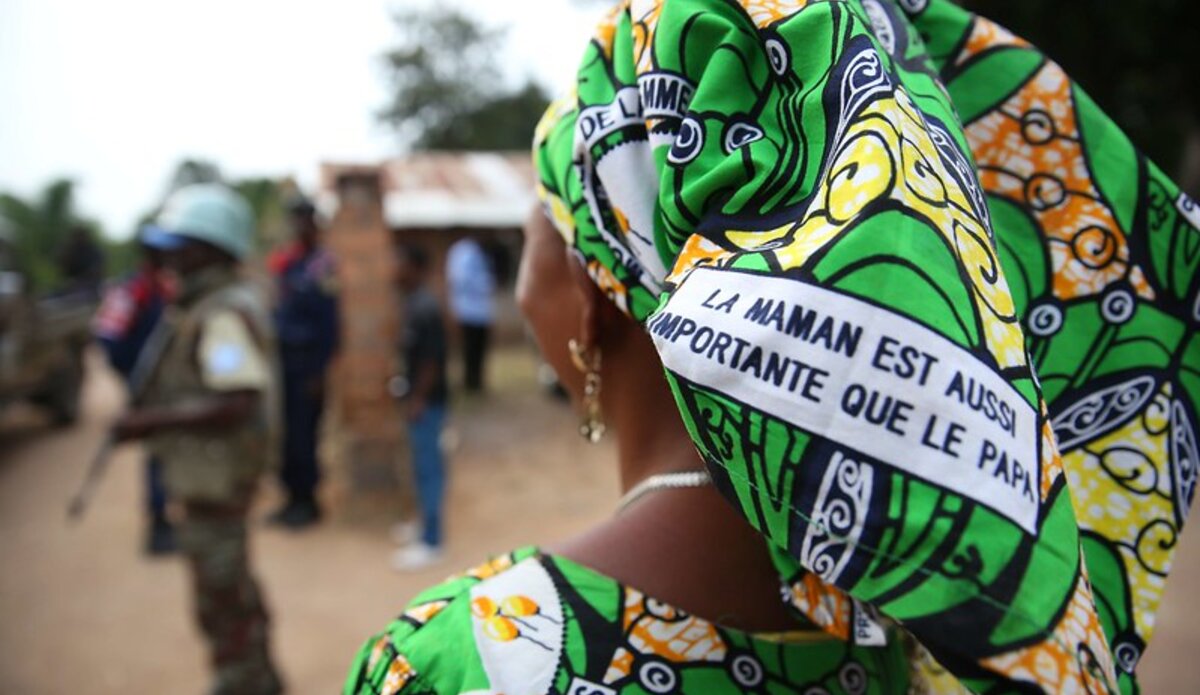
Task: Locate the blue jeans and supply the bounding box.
[408,404,446,547]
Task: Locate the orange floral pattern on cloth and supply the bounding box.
[621,588,728,662]
[365,634,391,673]
[379,654,417,695]
[666,234,735,285]
[954,15,1029,67]
[402,600,449,627]
[964,43,1154,303]
[459,554,514,582]
[604,647,637,683]
[785,572,853,640]
[737,0,815,29]
[980,572,1116,692]
[588,260,631,313]
[348,549,915,693]
[363,636,418,695]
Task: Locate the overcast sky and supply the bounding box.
[0,0,601,239]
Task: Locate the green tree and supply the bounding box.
[379,8,550,150]
[0,179,87,291]
[233,176,294,251]
[168,158,223,190]
[134,157,226,235]
[98,236,140,281]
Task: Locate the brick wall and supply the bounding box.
[324,171,406,520]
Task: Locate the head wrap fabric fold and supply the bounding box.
[535,1,1199,692]
[907,2,1200,692]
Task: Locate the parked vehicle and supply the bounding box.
[0,228,95,424]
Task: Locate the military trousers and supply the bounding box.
[178,487,281,695]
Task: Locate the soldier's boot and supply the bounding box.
[210,651,282,695]
[206,593,281,695]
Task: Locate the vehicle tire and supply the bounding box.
[41,347,84,426]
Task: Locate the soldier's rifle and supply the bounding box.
[67,314,175,522]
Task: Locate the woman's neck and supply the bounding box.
[554,379,801,631]
[603,357,704,492]
[549,304,800,633]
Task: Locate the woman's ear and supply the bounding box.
[565,248,635,359]
[565,249,604,355]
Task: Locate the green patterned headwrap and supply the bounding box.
[535,1,1200,692]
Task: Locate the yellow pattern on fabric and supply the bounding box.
[1064,382,1176,642]
[631,1,662,76]
[908,643,973,695]
[1040,415,1066,502]
[535,167,579,251]
[669,83,1027,369]
[460,554,514,582]
[666,235,734,285]
[595,1,628,60]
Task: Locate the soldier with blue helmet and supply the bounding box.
[91,229,177,554]
[266,195,339,529]
[112,183,282,695]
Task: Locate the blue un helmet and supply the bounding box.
[143,184,255,260]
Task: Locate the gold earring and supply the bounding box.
[568,338,605,444]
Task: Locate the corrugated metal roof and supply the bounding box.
[320,152,535,229]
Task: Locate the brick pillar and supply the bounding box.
[325,170,404,522]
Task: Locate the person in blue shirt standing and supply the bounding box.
[92,233,176,554]
[268,196,340,529]
[445,235,495,393]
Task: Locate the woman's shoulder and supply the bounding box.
[343,546,583,695]
[345,546,913,695]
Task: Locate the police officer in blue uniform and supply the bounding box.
[268,197,340,528]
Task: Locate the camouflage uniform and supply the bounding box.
[144,265,281,695]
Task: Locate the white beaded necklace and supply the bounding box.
[616,469,713,513]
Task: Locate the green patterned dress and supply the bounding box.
[345,548,912,694]
[344,1,1197,692]
[529,1,1199,693]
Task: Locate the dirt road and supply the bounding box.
[1,354,1196,693]
[0,353,616,694]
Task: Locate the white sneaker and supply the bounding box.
[390,521,420,546]
[392,542,445,572]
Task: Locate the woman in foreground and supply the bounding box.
[348,1,1200,692]
[344,209,912,693]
